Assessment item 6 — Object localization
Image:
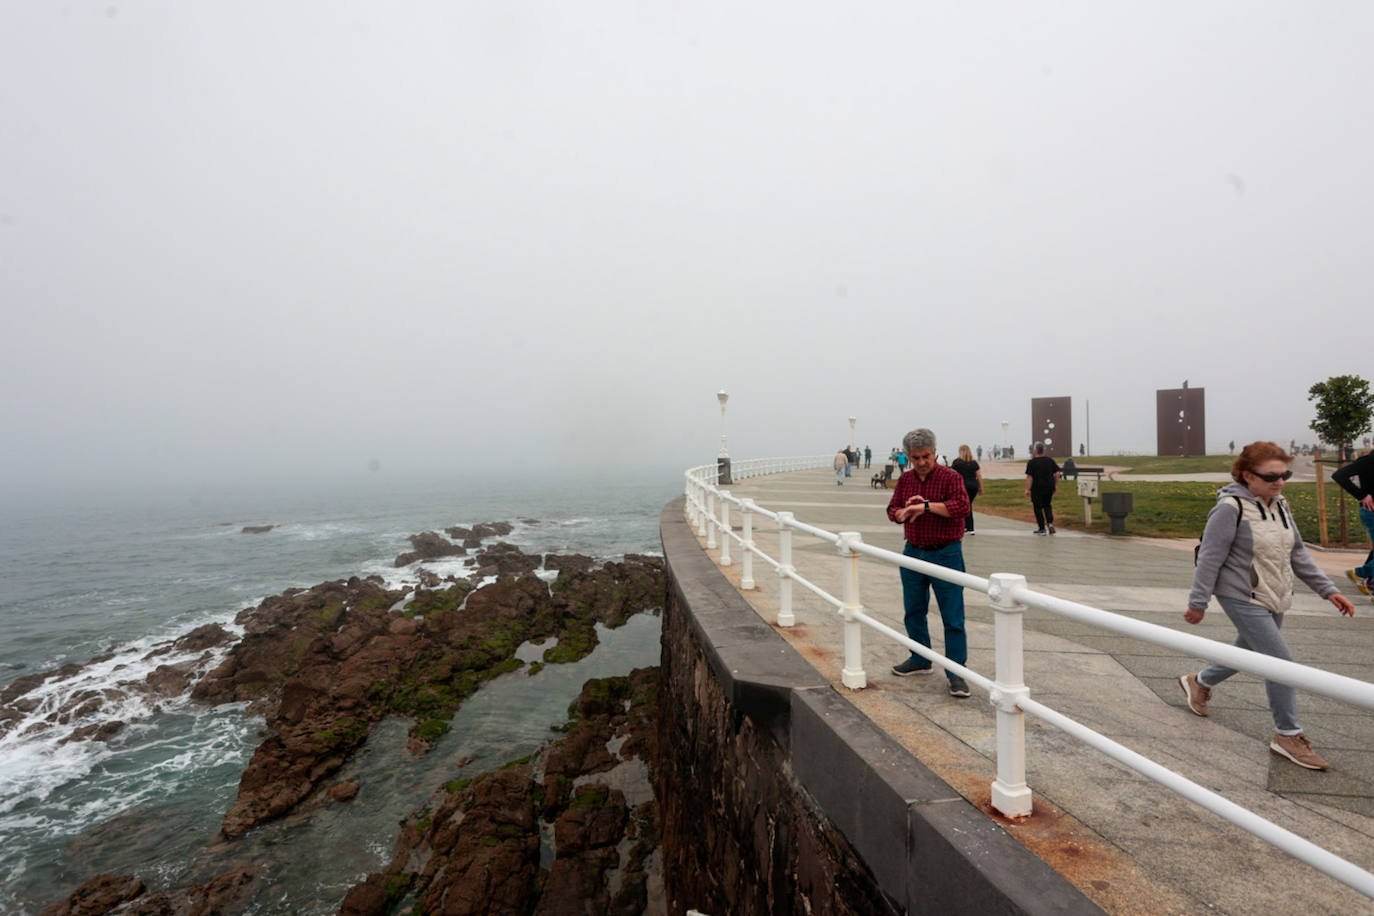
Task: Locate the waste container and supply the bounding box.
[717,457,732,485]
[1101,492,1133,535]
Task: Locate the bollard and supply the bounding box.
[776,512,796,627]
[739,498,756,589]
[718,491,732,566]
[837,532,867,689]
[987,573,1033,818]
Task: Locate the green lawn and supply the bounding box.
[1071,454,1236,475]
[976,479,1364,546]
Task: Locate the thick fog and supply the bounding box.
[3,2,1370,502]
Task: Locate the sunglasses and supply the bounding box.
[1250,470,1293,483]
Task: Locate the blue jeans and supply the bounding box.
[899,541,967,678]
[1198,596,1299,734]
[1356,506,1374,579]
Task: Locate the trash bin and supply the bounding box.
[717,457,732,485]
[1101,492,1133,535]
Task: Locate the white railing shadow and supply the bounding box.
[682,458,1374,899]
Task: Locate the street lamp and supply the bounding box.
[716,389,731,485]
[848,416,857,451]
[717,389,729,458]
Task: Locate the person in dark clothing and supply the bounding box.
[1024,443,1061,535]
[864,445,872,468]
[1332,450,1374,599]
[949,444,982,534]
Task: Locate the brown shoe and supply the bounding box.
[1178,673,1210,717]
[1269,732,1330,770]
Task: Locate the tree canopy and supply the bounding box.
[1308,374,1374,448]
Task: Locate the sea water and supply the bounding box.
[0,470,680,913]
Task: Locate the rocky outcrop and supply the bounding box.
[393,531,465,567]
[0,625,234,743]
[188,546,662,838]
[341,668,661,916]
[40,866,257,916]
[241,525,275,534]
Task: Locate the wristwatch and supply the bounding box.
[923,500,930,512]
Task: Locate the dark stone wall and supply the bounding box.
[657,498,1103,916]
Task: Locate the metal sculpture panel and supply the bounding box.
[1156,387,1206,456]
[1030,397,1072,457]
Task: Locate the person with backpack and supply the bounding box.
[1178,441,1356,770]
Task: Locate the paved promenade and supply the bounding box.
[698,467,1374,915]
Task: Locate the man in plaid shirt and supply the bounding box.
[886,427,973,697]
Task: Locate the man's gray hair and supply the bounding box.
[903,428,936,455]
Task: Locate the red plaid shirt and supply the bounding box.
[886,465,971,546]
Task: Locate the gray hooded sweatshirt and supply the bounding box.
[1189,482,1338,613]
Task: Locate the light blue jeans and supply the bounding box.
[1198,596,1299,734]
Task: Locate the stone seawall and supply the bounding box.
[657,498,1101,915]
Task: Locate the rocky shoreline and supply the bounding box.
[13,530,666,915]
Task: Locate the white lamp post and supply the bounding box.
[849,416,857,451]
[717,389,729,458]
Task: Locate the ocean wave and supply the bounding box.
[0,621,243,817]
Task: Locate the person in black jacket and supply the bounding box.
[1023,443,1060,535]
[1332,450,1374,598]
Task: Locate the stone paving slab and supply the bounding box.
[696,468,1374,915]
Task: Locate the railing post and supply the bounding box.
[776,512,795,627]
[705,491,717,549]
[988,572,1033,818]
[739,498,755,589]
[718,492,732,566]
[837,532,866,689]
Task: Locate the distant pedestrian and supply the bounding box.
[1179,441,1355,771]
[976,445,983,461]
[833,449,848,485]
[950,445,982,534]
[1332,449,1374,599]
[1024,444,1061,535]
[1079,443,1086,456]
[864,445,872,468]
[886,428,972,698]
[895,450,908,473]
[1229,440,1235,454]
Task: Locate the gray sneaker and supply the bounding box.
[947,675,971,698]
[892,658,933,677]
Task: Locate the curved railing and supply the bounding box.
[682,458,1374,899]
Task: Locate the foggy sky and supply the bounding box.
[4,2,1371,499]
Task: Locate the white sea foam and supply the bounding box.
[0,618,242,816]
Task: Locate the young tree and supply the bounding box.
[1308,374,1374,543]
[1308,374,1374,453]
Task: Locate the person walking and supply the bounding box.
[1332,449,1374,600]
[833,449,848,486]
[864,445,872,468]
[950,444,983,535]
[1178,441,1356,770]
[1024,443,1061,534]
[886,428,973,698]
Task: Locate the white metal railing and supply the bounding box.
[681,458,1374,899]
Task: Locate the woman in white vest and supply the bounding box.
[1178,441,1355,770]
